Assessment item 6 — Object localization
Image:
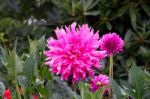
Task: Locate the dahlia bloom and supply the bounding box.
[3,89,12,99]
[90,74,109,92]
[44,22,105,83]
[100,33,124,56]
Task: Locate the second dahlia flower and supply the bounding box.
[100,33,124,56]
[44,22,105,83]
[90,74,109,92]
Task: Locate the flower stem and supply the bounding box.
[109,55,113,78]
[109,55,113,98]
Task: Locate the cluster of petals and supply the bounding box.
[90,74,109,92]
[44,22,105,83]
[100,33,124,56]
[3,89,12,99]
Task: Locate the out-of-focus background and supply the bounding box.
[0,0,150,99]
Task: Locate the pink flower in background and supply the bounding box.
[44,22,105,83]
[100,33,124,56]
[32,95,39,99]
[90,74,109,92]
[3,89,12,99]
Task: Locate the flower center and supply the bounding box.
[69,49,81,60]
[96,82,104,87]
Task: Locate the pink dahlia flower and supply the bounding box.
[100,33,124,56]
[44,22,105,83]
[90,74,109,92]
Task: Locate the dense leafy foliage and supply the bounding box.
[0,0,150,99]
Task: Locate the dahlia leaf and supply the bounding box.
[129,7,137,31]
[110,78,122,99]
[128,63,145,99]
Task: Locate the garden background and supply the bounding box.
[0,0,150,99]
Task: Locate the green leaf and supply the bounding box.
[83,10,100,16]
[6,39,23,77]
[124,88,136,99]
[51,0,64,8]
[124,30,132,43]
[0,18,23,30]
[116,5,129,17]
[82,0,93,10]
[52,93,63,99]
[37,87,48,97]
[129,7,137,30]
[78,82,91,99]
[39,65,52,80]
[38,35,46,51]
[53,77,80,99]
[45,80,53,98]
[141,4,150,17]
[14,52,23,73]
[79,82,108,99]
[87,0,100,10]
[120,80,133,91]
[28,38,38,55]
[23,55,37,82]
[143,71,150,98]
[0,46,7,65]
[0,82,5,96]
[4,0,20,13]
[106,22,112,30]
[110,78,122,99]
[0,32,8,43]
[128,63,145,99]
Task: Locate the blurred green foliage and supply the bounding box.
[0,0,150,99]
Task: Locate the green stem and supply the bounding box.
[109,55,113,78]
[81,86,84,99]
[109,55,113,98]
[91,93,94,99]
